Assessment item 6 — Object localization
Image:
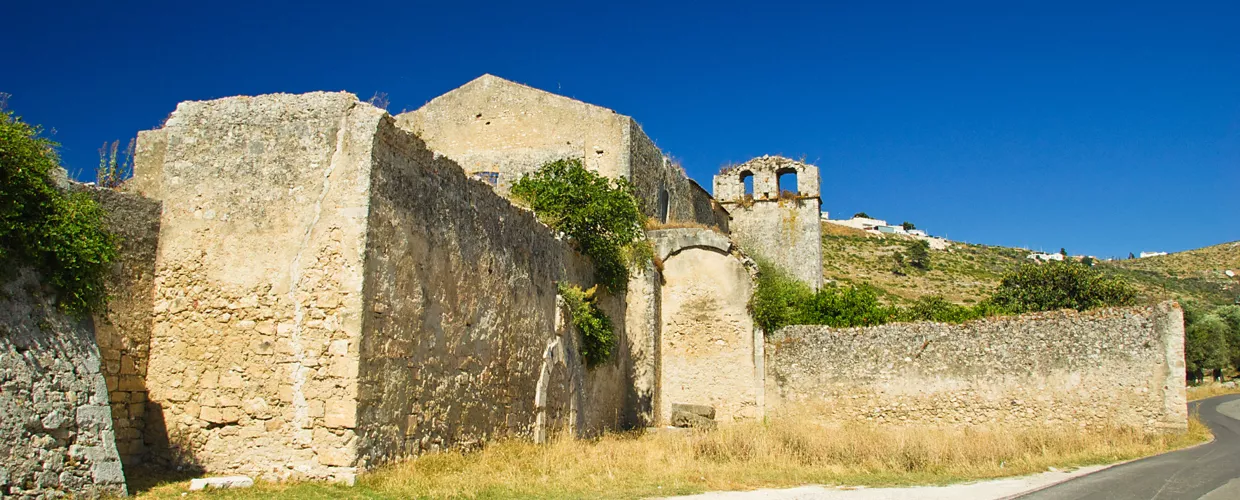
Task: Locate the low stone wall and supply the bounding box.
[0,269,127,497]
[766,302,1187,432]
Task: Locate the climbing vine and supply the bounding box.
[559,283,615,367]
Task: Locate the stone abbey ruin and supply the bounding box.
[1,75,1188,497]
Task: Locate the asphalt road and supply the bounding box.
[1018,394,1240,500]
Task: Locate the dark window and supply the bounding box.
[657,189,671,223]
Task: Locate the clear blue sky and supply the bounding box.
[4,0,1237,258]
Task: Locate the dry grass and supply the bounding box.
[1187,382,1240,401]
[134,417,1208,499]
[644,218,720,231]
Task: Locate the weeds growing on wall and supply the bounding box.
[96,138,134,189]
[559,283,615,367]
[0,99,117,315]
[512,158,646,292]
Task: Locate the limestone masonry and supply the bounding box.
[767,302,1188,432]
[0,74,1189,493]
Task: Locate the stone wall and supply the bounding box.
[139,92,377,481]
[714,156,822,289]
[134,91,634,481]
[396,74,726,230]
[766,302,1188,432]
[87,187,162,465]
[355,115,627,468]
[652,229,761,423]
[0,269,127,497]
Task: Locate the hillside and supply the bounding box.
[820,223,1240,307]
[1096,241,1240,307]
[819,223,1025,305]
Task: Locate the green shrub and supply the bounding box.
[512,158,645,292]
[751,260,898,332]
[988,261,1137,314]
[751,260,815,332]
[559,283,615,367]
[1,104,117,315]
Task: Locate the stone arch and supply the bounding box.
[648,229,761,424]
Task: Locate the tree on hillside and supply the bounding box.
[1081,256,1095,267]
[1059,247,1068,257]
[907,240,931,270]
[987,261,1137,314]
[853,212,871,219]
[901,221,916,231]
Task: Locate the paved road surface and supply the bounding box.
[1018,394,1240,500]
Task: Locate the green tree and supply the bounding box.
[1059,247,1068,257]
[511,158,645,292]
[1,100,117,315]
[853,212,871,219]
[901,221,916,231]
[1186,314,1230,378]
[1080,256,1095,267]
[891,251,907,276]
[907,240,931,270]
[987,261,1137,314]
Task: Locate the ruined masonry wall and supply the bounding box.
[766,302,1188,432]
[87,187,161,465]
[140,92,377,481]
[397,74,726,230]
[395,75,629,197]
[654,229,761,423]
[714,157,822,289]
[355,116,628,467]
[0,269,127,497]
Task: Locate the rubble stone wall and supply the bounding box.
[355,116,629,468]
[766,302,1188,432]
[86,187,162,465]
[0,269,127,497]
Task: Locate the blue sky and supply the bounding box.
[4,1,1237,258]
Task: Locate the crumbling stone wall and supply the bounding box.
[652,229,761,423]
[0,269,127,497]
[396,74,726,229]
[766,302,1188,432]
[714,156,822,289]
[355,115,628,467]
[139,92,377,481]
[86,187,161,465]
[134,91,633,481]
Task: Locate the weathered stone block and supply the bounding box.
[671,403,716,420]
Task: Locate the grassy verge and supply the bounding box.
[133,417,1209,499]
[1187,382,1240,401]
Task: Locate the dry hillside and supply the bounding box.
[820,223,1240,307]
[1096,241,1240,307]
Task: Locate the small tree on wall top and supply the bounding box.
[510,158,647,292]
